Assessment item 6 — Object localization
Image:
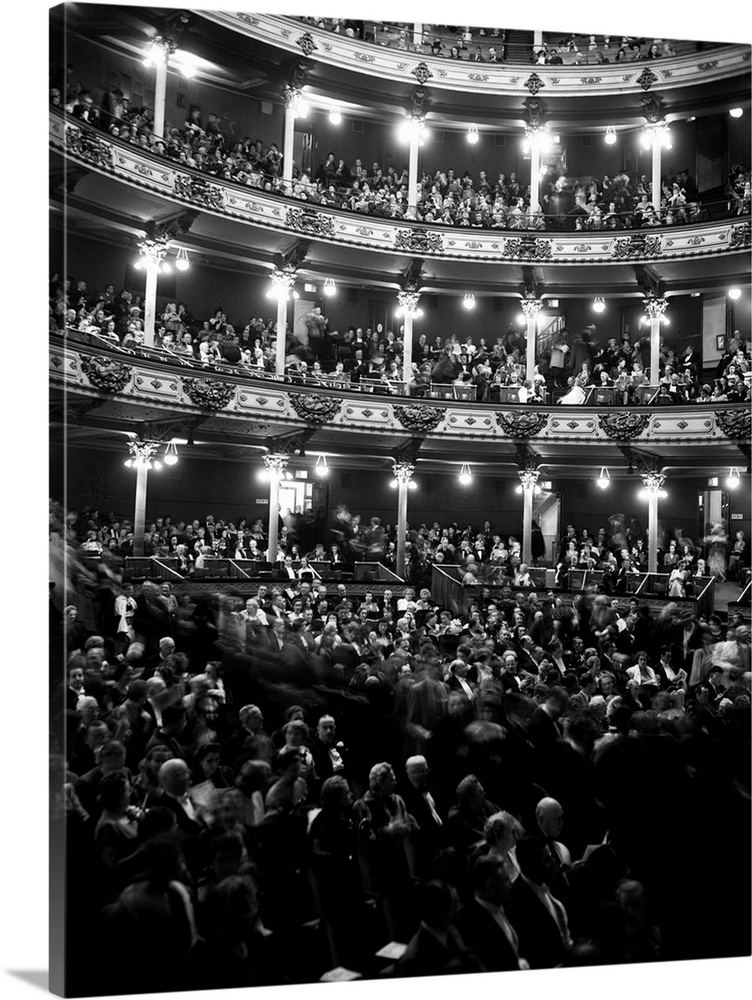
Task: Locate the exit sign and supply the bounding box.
[731,513,743,520]
[707,477,719,487]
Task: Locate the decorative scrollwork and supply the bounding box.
[523,72,544,94]
[288,393,343,423]
[173,174,225,210]
[296,31,318,56]
[635,66,658,90]
[503,236,552,261]
[354,51,376,63]
[80,355,133,392]
[496,411,548,437]
[284,206,335,237]
[599,412,650,439]
[716,408,751,439]
[412,62,433,84]
[611,234,663,259]
[468,73,490,83]
[65,124,113,169]
[182,378,235,409]
[729,223,751,250]
[394,228,444,253]
[697,61,719,71]
[580,76,603,84]
[394,404,447,432]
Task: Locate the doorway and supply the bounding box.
[533,490,561,566]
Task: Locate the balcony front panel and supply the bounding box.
[201,13,750,98]
[51,112,752,267]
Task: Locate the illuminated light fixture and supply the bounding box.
[144,36,199,79]
[284,86,309,119]
[124,440,162,471]
[390,462,417,489]
[593,296,606,313]
[523,124,553,154]
[398,114,430,145]
[728,287,742,300]
[729,107,744,118]
[467,123,480,145]
[163,440,179,466]
[134,235,172,273]
[175,247,190,272]
[641,120,672,150]
[458,463,473,486]
[329,103,342,125]
[638,471,668,500]
[314,453,329,477]
[268,268,296,301]
[142,36,170,68]
[727,467,741,489]
[323,277,337,298]
[260,454,292,482]
[596,466,611,489]
[160,261,172,274]
[462,293,476,310]
[604,126,617,145]
[396,290,422,319]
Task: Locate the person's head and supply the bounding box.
[161,703,187,734]
[99,740,126,774]
[159,757,191,797]
[456,774,485,811]
[239,704,263,732]
[143,744,173,778]
[405,755,430,790]
[536,796,564,839]
[317,714,336,744]
[195,743,222,778]
[97,770,131,814]
[320,774,352,810]
[484,810,525,854]
[368,761,396,796]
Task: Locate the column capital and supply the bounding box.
[136,236,170,268]
[283,85,305,114]
[640,471,666,494]
[392,461,415,484]
[397,289,421,314]
[520,295,543,318]
[264,453,291,478]
[643,294,668,320]
[518,468,540,490]
[126,439,161,469]
[271,267,297,292]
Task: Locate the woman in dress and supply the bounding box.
[704,522,729,582]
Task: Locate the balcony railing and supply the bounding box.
[51,111,752,266]
[51,332,752,447]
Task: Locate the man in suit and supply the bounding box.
[455,853,528,971]
[394,880,481,977]
[402,755,447,878]
[506,837,572,969]
[527,686,569,749]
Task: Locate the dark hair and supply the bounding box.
[97,770,130,810]
[161,704,186,728]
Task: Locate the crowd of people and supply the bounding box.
[52,77,750,231]
[51,270,752,407]
[52,492,752,992]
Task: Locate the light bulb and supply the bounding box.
[596,477,610,490]
[133,260,143,270]
[329,104,342,125]
[593,297,606,313]
[124,458,133,468]
[605,127,617,145]
[728,288,742,300]
[314,466,328,477]
[729,108,744,118]
[160,262,172,274]
[389,479,398,488]
[459,473,472,486]
[257,469,270,482]
[152,460,162,470]
[164,454,178,466]
[727,470,741,489]
[408,480,418,490]
[462,295,476,310]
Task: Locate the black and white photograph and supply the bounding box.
[33,1,752,998]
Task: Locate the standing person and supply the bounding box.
[548,328,570,388]
[704,522,729,582]
[304,305,329,362]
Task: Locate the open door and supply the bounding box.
[533,490,561,567]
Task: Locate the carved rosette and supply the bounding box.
[65,125,113,169]
[288,393,343,423]
[182,378,235,409]
[395,228,444,253]
[599,412,650,439]
[503,237,552,261]
[80,355,133,392]
[173,174,225,210]
[497,411,547,437]
[394,404,447,432]
[612,235,663,259]
[717,408,752,439]
[284,207,335,237]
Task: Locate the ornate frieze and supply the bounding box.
[65,124,113,169]
[503,236,552,260]
[79,355,133,392]
[394,404,446,432]
[497,411,548,437]
[173,174,225,210]
[284,206,336,237]
[394,228,444,253]
[599,412,651,439]
[287,393,343,423]
[716,408,752,439]
[182,378,235,409]
[612,234,663,259]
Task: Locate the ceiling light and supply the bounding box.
[163,441,179,466]
[408,480,418,490]
[596,466,611,489]
[467,123,479,145]
[462,294,476,310]
[729,108,744,118]
[314,454,329,477]
[458,463,473,485]
[593,297,606,313]
[175,247,190,272]
[323,278,336,298]
[729,288,742,300]
[605,127,617,145]
[329,103,342,125]
[727,467,741,489]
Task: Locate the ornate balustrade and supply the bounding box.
[201,13,750,97]
[50,335,752,446]
[50,111,751,266]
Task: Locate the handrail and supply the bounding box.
[694,575,716,619]
[228,559,252,580]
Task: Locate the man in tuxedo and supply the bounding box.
[455,853,528,971]
[527,686,569,749]
[506,837,572,969]
[310,714,348,793]
[402,755,447,877]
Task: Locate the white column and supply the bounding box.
[393,462,414,580]
[264,454,289,562]
[133,464,149,557]
[398,290,420,386]
[642,473,666,575]
[283,104,296,195]
[651,138,662,212]
[143,262,159,346]
[413,23,423,47]
[518,469,540,566]
[407,125,420,219]
[533,30,544,48]
[644,295,667,384]
[521,296,543,383]
[153,56,168,140]
[529,138,541,214]
[271,270,295,374]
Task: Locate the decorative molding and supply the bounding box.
[503,236,553,260]
[182,378,235,409]
[284,206,335,237]
[729,222,751,249]
[716,408,752,439]
[411,61,433,84]
[599,412,651,439]
[392,461,415,483]
[394,404,446,432]
[173,173,225,210]
[523,72,544,94]
[394,228,444,253]
[635,66,658,90]
[287,393,343,423]
[518,468,540,490]
[65,124,113,169]
[296,31,318,56]
[497,411,548,437]
[611,234,663,259]
[79,354,132,392]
